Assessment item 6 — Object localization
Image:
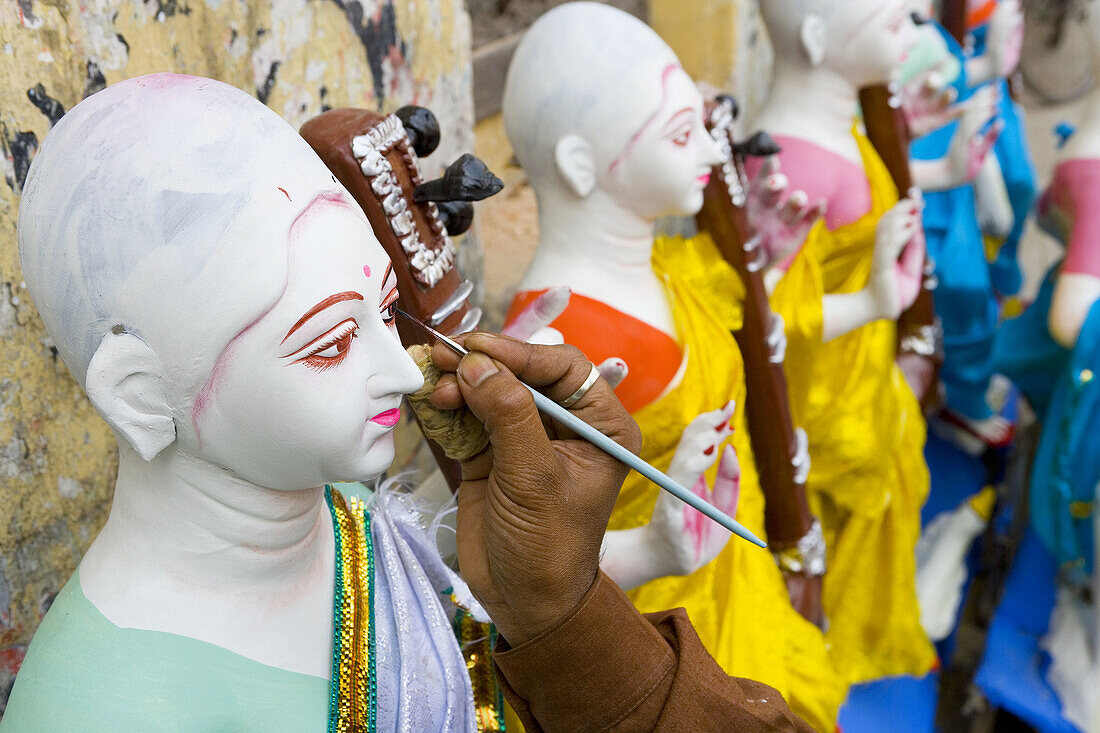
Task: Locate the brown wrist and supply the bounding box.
[494,567,600,647]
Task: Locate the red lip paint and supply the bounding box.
[370,408,401,427]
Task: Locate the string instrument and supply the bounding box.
[696,96,824,628]
[859,84,944,412]
[942,0,968,44]
[301,107,502,489]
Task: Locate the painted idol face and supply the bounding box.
[834,0,921,86]
[18,74,424,489]
[184,193,424,490]
[600,65,724,221]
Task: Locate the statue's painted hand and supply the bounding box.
[947,86,1003,185]
[901,65,962,139]
[598,403,738,591]
[502,286,570,345]
[665,401,736,488]
[656,403,741,575]
[503,286,630,387]
[988,0,1024,78]
[645,437,741,579]
[869,194,926,319]
[429,334,642,646]
[746,155,826,267]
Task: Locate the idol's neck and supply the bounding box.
[525,186,658,284]
[83,443,332,594]
[755,59,864,161]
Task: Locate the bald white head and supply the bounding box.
[758,0,919,87]
[18,74,337,390]
[18,74,423,481]
[503,2,720,222]
[504,4,679,183]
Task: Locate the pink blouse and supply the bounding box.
[1042,158,1100,280]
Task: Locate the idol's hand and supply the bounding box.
[600,402,740,590]
[646,438,741,578]
[947,87,1003,185]
[869,194,926,320]
[901,66,961,139]
[429,334,642,646]
[746,156,826,268]
[988,0,1024,78]
[503,287,629,387]
[502,286,570,345]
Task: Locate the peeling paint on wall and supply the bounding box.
[0,0,475,714]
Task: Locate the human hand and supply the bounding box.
[869,194,926,320]
[746,156,826,268]
[429,334,642,646]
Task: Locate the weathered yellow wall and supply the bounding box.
[0,0,473,710]
[649,0,773,121]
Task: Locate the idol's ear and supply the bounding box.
[85,329,176,462]
[798,14,827,68]
[554,134,597,198]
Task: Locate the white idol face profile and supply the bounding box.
[503,2,721,224]
[18,74,424,491]
[761,0,920,86]
[186,196,423,490]
[833,1,921,86]
[600,65,723,220]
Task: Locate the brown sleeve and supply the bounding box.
[493,572,815,732]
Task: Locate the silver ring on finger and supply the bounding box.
[558,362,601,409]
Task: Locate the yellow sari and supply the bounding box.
[603,233,845,731]
[770,131,936,684]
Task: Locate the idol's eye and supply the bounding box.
[286,319,359,372]
[672,129,691,146]
[380,286,400,327]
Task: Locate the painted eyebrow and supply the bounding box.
[661,108,694,135]
[845,4,891,44]
[281,291,364,344]
[380,262,394,293]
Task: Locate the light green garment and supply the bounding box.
[0,571,329,732]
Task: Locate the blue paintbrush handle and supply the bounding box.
[524,385,767,549]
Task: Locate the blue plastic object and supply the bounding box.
[975,533,1081,732]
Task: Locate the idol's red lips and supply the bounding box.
[370,408,401,427]
[698,173,711,185]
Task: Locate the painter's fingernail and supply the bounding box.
[459,352,499,387]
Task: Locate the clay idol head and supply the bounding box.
[17,74,423,489]
[759,0,920,86]
[502,2,722,221]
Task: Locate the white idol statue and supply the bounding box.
[3,74,496,731]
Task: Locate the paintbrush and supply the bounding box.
[397,308,767,548]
